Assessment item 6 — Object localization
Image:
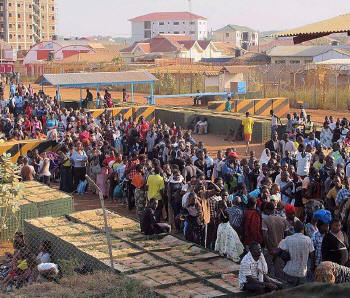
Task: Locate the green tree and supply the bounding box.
[0,153,22,232]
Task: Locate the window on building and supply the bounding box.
[8,3,11,7]
[51,6,54,11]
[17,3,20,7]
[183,22,185,24]
[174,31,179,34]
[183,31,185,33]
[52,26,55,30]
[226,32,229,38]
[29,14,32,19]
[18,14,20,18]
[29,25,32,29]
[18,45,21,50]
[174,22,179,25]
[29,4,32,8]
[9,13,11,17]
[190,21,195,25]
[9,24,12,28]
[290,60,300,64]
[144,21,151,29]
[275,60,286,64]
[18,24,21,28]
[159,31,164,34]
[52,16,55,20]
[159,22,164,25]
[9,34,12,39]
[190,31,195,34]
[144,31,151,38]
[305,60,313,64]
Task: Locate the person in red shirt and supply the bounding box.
[243,197,263,246]
[138,116,149,142]
[22,115,31,138]
[78,124,90,146]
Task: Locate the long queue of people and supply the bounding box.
[2,83,350,294]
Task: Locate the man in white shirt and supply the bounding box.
[281,133,297,158]
[280,221,315,286]
[239,242,280,295]
[296,144,312,177]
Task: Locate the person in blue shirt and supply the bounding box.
[14,93,23,115]
[222,151,242,182]
[10,83,16,97]
[303,132,321,150]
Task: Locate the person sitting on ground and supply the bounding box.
[140,198,171,235]
[194,117,208,135]
[238,241,281,295]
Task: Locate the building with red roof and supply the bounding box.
[120,34,235,62]
[130,12,208,42]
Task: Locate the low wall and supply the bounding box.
[155,107,271,143]
[1,181,73,241]
[208,97,289,117]
[0,140,58,162]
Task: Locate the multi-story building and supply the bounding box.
[0,0,55,51]
[213,24,259,50]
[129,12,207,42]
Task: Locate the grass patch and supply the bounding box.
[7,271,155,298]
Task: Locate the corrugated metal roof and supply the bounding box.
[274,13,350,37]
[267,45,350,57]
[36,71,158,87]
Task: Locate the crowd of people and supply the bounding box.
[2,82,350,294]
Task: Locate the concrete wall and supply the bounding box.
[155,107,271,143]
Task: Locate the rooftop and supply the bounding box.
[36,71,158,87]
[267,45,350,57]
[129,12,206,22]
[215,24,257,33]
[274,13,350,44]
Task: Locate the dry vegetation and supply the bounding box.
[4,271,155,298]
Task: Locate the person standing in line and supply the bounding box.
[242,112,254,155]
[270,109,281,138]
[122,88,129,102]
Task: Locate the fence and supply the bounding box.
[251,64,350,111]
[24,206,242,297]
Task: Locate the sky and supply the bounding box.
[57,0,350,37]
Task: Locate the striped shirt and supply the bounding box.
[335,188,350,206]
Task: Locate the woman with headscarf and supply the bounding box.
[259,148,271,165]
[322,217,349,266]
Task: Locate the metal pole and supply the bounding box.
[85,175,115,270]
[131,83,134,103]
[56,85,60,101]
[293,73,296,106]
[313,73,317,108]
[150,82,154,105]
[335,73,338,110]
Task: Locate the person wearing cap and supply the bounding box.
[242,112,254,155]
[311,209,331,269]
[221,151,241,182]
[285,204,303,235]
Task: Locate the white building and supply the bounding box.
[213,25,259,50]
[129,12,208,42]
